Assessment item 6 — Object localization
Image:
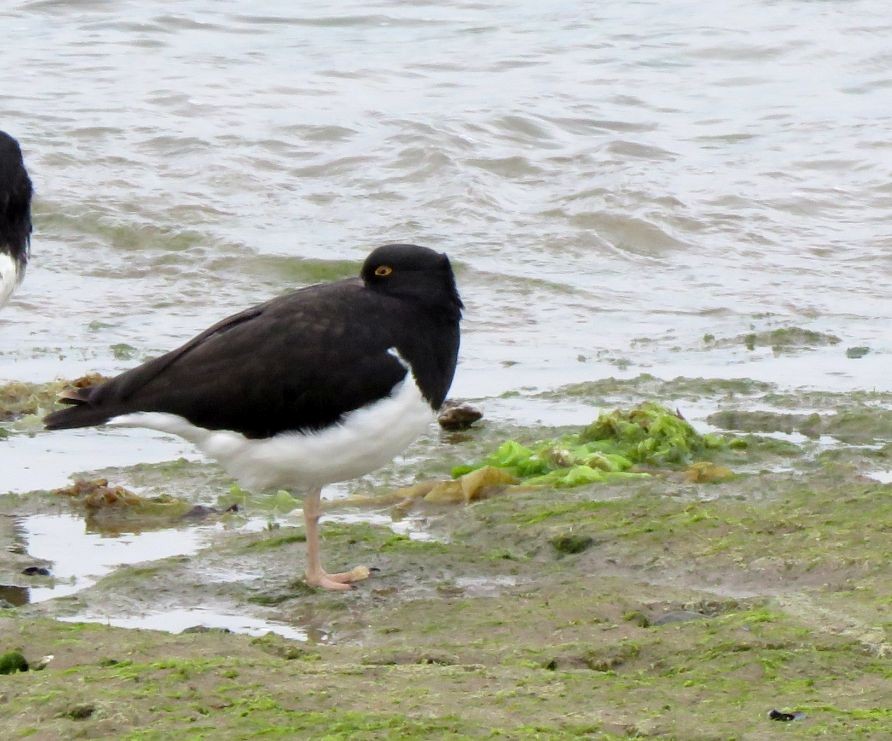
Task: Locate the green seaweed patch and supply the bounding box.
[846,346,870,359]
[551,533,595,555]
[241,531,307,551]
[228,484,302,514]
[0,373,109,423]
[710,407,892,444]
[0,650,29,674]
[454,403,726,487]
[741,327,840,352]
[250,633,317,660]
[110,343,138,361]
[579,402,725,463]
[536,374,774,402]
[53,478,196,532]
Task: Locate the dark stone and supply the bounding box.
[623,610,651,627]
[182,505,217,519]
[21,566,51,577]
[550,534,594,555]
[651,610,706,627]
[66,704,95,720]
[182,625,232,634]
[438,401,483,430]
[768,709,805,722]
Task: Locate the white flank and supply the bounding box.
[108,374,435,491]
[0,252,21,308]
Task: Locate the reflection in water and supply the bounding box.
[21,513,211,603]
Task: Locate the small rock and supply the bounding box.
[623,610,651,628]
[66,703,95,720]
[33,655,54,671]
[181,502,241,520]
[182,625,232,634]
[21,566,51,577]
[438,401,483,430]
[651,610,706,627]
[845,346,870,359]
[550,534,594,555]
[361,651,457,666]
[181,505,218,520]
[768,709,805,722]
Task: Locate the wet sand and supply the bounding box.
[2,373,890,738]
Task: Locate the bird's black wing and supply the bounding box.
[45,281,411,438]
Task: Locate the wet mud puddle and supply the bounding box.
[21,513,212,603]
[9,513,309,639]
[7,506,432,641]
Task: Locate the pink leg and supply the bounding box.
[303,487,372,591]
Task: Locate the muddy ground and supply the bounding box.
[1,375,890,739]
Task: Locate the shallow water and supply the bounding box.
[20,513,218,602]
[58,609,312,642]
[1,1,890,634]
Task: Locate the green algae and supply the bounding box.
[536,373,775,402]
[845,345,870,359]
[550,533,594,555]
[741,327,841,352]
[0,380,67,422]
[4,458,891,738]
[708,409,823,437]
[0,374,108,424]
[110,343,138,361]
[710,407,892,444]
[452,403,725,487]
[579,402,725,463]
[241,531,306,551]
[0,650,29,674]
[3,374,891,738]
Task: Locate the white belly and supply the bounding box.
[108,375,435,491]
[0,252,21,308]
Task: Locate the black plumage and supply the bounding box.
[45,244,463,439]
[0,130,33,302]
[45,243,462,591]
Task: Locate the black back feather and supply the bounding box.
[0,131,33,265]
[45,245,462,439]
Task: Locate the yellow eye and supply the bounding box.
[374,265,393,277]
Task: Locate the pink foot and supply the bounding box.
[306,565,373,591]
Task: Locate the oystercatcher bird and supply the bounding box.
[0,131,33,309]
[45,244,463,590]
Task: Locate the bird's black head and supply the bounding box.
[0,131,33,262]
[361,244,463,321]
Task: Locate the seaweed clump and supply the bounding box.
[53,479,196,532]
[0,373,109,422]
[452,402,725,488]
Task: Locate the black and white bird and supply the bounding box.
[0,131,33,309]
[45,244,462,590]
